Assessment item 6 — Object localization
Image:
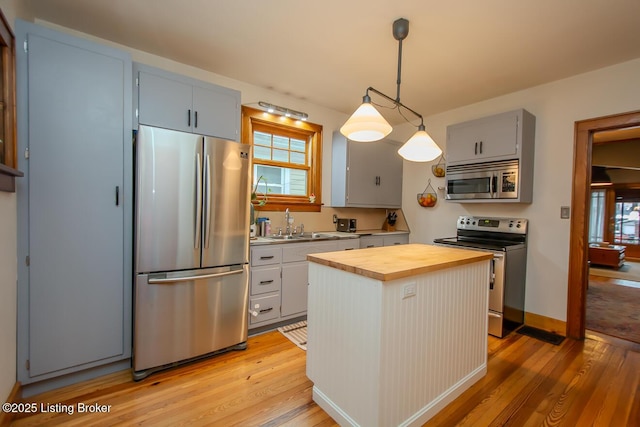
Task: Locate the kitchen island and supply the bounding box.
[306,244,492,427]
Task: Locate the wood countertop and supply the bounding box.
[307,243,493,281]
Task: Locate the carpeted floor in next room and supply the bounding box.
[587,270,640,344]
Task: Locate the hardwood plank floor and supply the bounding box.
[10,328,640,426]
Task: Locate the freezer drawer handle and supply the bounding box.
[148,269,243,284]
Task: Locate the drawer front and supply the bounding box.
[251,246,282,266]
[249,294,280,324]
[336,239,360,251]
[282,241,337,263]
[360,236,384,248]
[250,265,281,295]
[384,234,409,246]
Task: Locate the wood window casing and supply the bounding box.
[0,8,21,192]
[241,105,322,212]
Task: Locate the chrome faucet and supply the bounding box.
[284,208,291,236]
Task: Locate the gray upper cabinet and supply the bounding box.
[135,63,240,141]
[16,21,132,387]
[332,131,403,208]
[446,109,535,165]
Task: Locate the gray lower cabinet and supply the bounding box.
[15,21,132,388]
[134,63,240,141]
[359,233,409,249]
[249,239,360,329]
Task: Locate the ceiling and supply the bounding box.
[24,0,640,122]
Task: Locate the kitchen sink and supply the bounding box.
[264,232,339,242]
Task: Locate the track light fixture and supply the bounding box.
[340,18,442,162]
[258,101,308,121]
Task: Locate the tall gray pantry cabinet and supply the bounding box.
[15,21,133,393]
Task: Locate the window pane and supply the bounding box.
[290,151,305,165]
[273,135,289,150]
[589,190,605,242]
[273,148,288,162]
[254,131,272,147]
[254,165,282,194]
[254,145,271,160]
[287,169,307,195]
[290,138,305,152]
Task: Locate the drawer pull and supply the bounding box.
[260,255,275,260]
[259,307,273,314]
[259,280,274,285]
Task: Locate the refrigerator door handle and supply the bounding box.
[147,268,243,284]
[194,153,203,249]
[204,154,212,249]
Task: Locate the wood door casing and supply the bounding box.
[567,110,640,339]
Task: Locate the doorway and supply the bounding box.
[567,110,640,339]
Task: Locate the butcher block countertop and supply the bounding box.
[307,243,492,281]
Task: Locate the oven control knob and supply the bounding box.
[516,224,521,228]
[472,221,476,225]
[509,223,513,227]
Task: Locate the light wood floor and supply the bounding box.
[10,327,640,426]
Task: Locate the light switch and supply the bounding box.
[560,206,570,219]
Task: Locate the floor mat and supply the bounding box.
[278,320,307,351]
[517,326,565,345]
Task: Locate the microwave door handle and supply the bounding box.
[492,174,498,197]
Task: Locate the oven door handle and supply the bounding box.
[489,253,504,289]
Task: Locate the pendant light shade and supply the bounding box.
[398,125,442,162]
[340,98,392,142]
[341,18,442,161]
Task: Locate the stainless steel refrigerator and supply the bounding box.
[133,125,251,380]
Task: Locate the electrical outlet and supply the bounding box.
[333,214,338,224]
[403,282,416,299]
[560,206,570,219]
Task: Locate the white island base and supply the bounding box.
[306,244,491,427]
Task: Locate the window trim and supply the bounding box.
[241,105,322,212]
[0,8,21,192]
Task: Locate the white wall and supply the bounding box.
[403,58,640,322]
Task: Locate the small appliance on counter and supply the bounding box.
[336,218,357,232]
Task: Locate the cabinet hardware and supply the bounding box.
[187,109,191,127]
[259,280,274,285]
[475,142,478,155]
[260,255,274,260]
[259,307,273,314]
[194,111,198,128]
[479,140,483,154]
[24,147,29,159]
[115,186,119,206]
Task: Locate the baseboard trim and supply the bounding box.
[0,382,22,427]
[525,312,566,336]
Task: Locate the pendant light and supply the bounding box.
[340,18,442,162]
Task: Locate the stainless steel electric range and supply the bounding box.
[434,216,528,338]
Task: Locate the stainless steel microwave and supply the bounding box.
[445,160,519,200]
